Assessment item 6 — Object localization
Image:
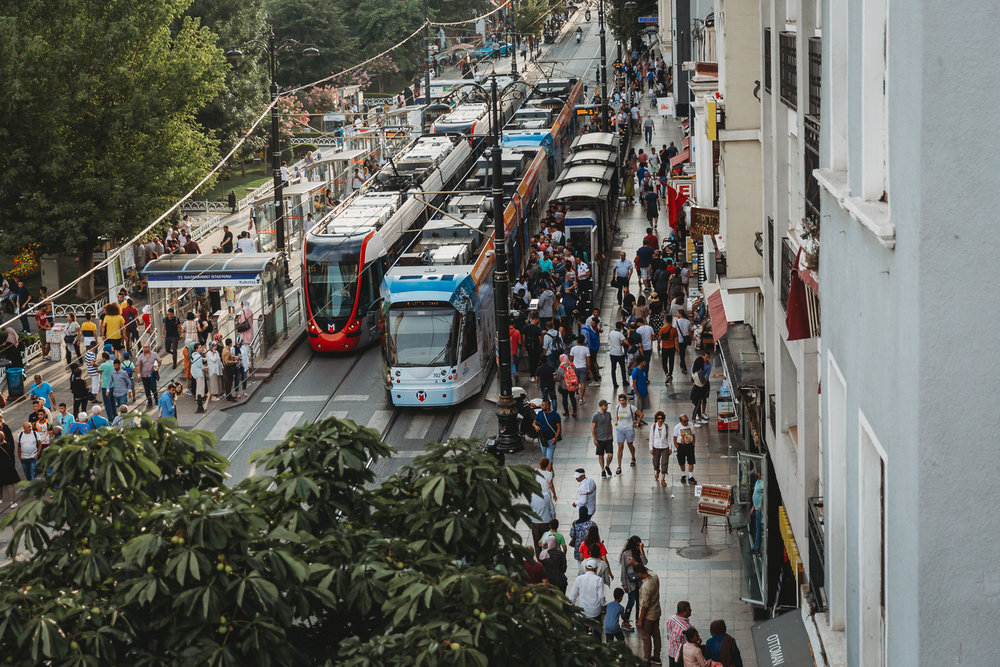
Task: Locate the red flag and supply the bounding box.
[785,249,812,341]
[667,185,689,231]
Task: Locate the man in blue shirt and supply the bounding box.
[532,399,561,461]
[86,405,109,430]
[612,251,634,304]
[54,403,74,435]
[28,374,54,410]
[158,382,177,419]
[630,358,649,415]
[750,470,764,554]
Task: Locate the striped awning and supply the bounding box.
[670,148,690,168]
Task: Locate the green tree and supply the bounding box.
[605,0,657,57]
[0,0,227,298]
[513,0,552,38]
[350,0,426,73]
[185,0,270,176]
[0,416,643,665]
[265,0,357,88]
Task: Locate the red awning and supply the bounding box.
[670,148,690,168]
[682,137,690,149]
[707,290,728,339]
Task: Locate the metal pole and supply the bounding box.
[269,31,290,284]
[598,0,609,132]
[616,0,623,65]
[490,75,521,453]
[424,0,432,117]
[509,1,518,77]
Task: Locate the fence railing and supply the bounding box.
[51,297,108,319]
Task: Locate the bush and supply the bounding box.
[292,143,318,159]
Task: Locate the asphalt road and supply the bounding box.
[187,23,604,485]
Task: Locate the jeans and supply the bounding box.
[610,355,628,387]
[142,375,158,407]
[540,385,557,405]
[644,126,653,144]
[678,340,689,373]
[235,364,248,392]
[164,336,179,366]
[639,617,661,662]
[540,437,556,460]
[752,507,764,551]
[113,393,128,414]
[102,388,116,421]
[18,312,30,333]
[20,458,37,481]
[615,276,628,304]
[624,589,640,622]
[642,349,653,368]
[661,347,676,376]
[559,387,577,414]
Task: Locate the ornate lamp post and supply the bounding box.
[226,31,318,285]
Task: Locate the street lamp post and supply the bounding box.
[423,0,432,127]
[509,2,518,77]
[226,30,317,286]
[487,75,521,452]
[598,0,609,131]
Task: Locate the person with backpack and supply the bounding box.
[542,326,564,366]
[555,354,579,418]
[613,393,642,475]
[532,399,562,461]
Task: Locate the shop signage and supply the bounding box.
[671,178,695,201]
[778,506,802,575]
[637,16,658,23]
[47,323,65,344]
[690,206,721,236]
[657,96,675,117]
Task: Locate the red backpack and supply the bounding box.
[561,364,579,392]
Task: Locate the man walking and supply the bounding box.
[13,279,32,333]
[532,399,561,461]
[635,563,662,664]
[613,394,641,475]
[157,382,177,420]
[672,414,697,485]
[572,468,597,519]
[137,344,161,409]
[16,422,41,481]
[608,321,629,390]
[591,400,614,478]
[535,358,557,405]
[666,601,693,667]
[162,307,179,368]
[568,560,607,639]
[643,113,655,145]
[108,360,133,415]
[658,315,678,383]
[612,252,633,304]
[631,357,650,414]
[636,318,655,367]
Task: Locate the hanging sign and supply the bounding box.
[657,96,675,117]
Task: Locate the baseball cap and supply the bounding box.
[598,399,609,407]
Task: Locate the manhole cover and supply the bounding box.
[669,392,688,400]
[677,546,717,560]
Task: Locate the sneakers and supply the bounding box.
[687,476,698,485]
[621,620,635,632]
[680,477,688,484]
[699,416,711,424]
[587,381,600,387]
[601,470,607,478]
[693,421,703,428]
[605,465,612,477]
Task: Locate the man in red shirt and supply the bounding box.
[643,227,658,248]
[508,324,522,384]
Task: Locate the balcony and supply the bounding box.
[779,31,796,110]
[808,37,822,117]
[808,497,827,613]
[804,115,821,230]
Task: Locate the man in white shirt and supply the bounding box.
[568,336,590,402]
[568,560,607,637]
[672,413,697,485]
[636,318,655,368]
[608,321,629,389]
[236,233,256,254]
[572,468,597,518]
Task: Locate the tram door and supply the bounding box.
[359,257,388,344]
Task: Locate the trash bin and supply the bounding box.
[6,367,25,398]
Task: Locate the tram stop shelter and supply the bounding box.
[142,253,290,358]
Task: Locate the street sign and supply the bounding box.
[671,178,695,201]
[637,16,658,24]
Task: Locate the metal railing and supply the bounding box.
[779,31,797,110]
[51,297,108,318]
[807,496,827,613]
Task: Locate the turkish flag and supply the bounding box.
[786,250,812,341]
[667,185,689,231]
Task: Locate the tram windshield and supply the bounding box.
[306,236,362,319]
[385,306,459,367]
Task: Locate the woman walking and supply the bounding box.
[182,312,199,348]
[569,507,596,574]
[0,414,19,510]
[206,341,223,401]
[63,313,82,365]
[619,535,648,631]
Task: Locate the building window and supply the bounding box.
[808,36,822,117]
[763,28,771,94]
[767,217,775,282]
[808,497,827,613]
[779,31,797,110]
[804,114,821,229]
[858,416,887,666]
[779,237,795,311]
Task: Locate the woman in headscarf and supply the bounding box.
[539,535,568,592]
[2,328,22,368]
[0,412,20,510]
[618,535,648,631]
[206,340,223,401]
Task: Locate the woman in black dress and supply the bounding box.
[0,412,21,509]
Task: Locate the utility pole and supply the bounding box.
[267,31,290,285]
[598,0,609,132]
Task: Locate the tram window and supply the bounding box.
[358,264,381,312]
[460,313,478,361]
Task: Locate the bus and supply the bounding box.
[303,134,479,352]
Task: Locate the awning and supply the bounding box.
[751,610,816,667]
[682,137,690,149]
[707,289,728,339]
[143,253,281,288]
[670,148,690,168]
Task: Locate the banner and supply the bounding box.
[656,96,674,117]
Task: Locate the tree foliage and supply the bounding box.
[264,0,358,88]
[0,416,642,665]
[0,0,226,257]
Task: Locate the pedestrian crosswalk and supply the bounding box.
[404,414,434,440]
[220,412,262,442]
[265,411,303,441]
[450,408,481,439]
